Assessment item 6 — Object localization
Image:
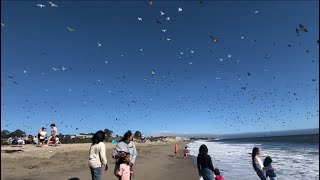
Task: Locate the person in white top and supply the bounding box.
[88,130,108,180]
[252,147,273,180]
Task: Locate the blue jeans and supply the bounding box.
[90,167,102,180]
[200,168,214,180]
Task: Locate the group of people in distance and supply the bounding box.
[173,143,189,160]
[197,144,277,180]
[36,123,59,147]
[88,130,137,180]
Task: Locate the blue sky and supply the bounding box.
[1,0,319,136]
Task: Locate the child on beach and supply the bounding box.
[263,156,277,180]
[174,143,179,158]
[213,168,224,180]
[116,152,131,180]
[184,146,189,160]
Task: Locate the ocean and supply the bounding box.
[188,134,319,180]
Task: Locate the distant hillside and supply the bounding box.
[155,128,319,139]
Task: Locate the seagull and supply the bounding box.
[8,76,14,79]
[151,70,156,75]
[1,22,5,27]
[219,58,224,61]
[296,28,300,36]
[48,1,58,7]
[180,52,184,55]
[216,77,221,80]
[61,66,68,70]
[166,17,170,21]
[254,10,259,14]
[191,50,194,53]
[23,70,27,73]
[137,17,142,21]
[178,7,183,12]
[227,54,232,58]
[37,4,46,8]
[139,48,143,51]
[105,60,109,64]
[67,27,75,32]
[166,38,171,41]
[240,36,245,39]
[98,42,102,47]
[162,29,167,32]
[209,35,218,43]
[160,11,165,16]
[147,0,153,5]
[299,24,308,32]
[52,67,59,71]
[189,62,193,65]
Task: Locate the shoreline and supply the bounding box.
[1,141,198,180]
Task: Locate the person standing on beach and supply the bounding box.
[37,127,47,147]
[263,156,277,180]
[116,152,131,180]
[184,146,189,160]
[112,130,137,180]
[174,143,179,158]
[88,130,108,180]
[47,123,57,145]
[197,144,214,180]
[252,147,271,180]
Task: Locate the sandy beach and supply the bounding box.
[1,141,198,180]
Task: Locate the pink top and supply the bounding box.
[117,164,131,180]
[215,175,224,180]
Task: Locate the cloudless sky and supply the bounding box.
[1,0,319,136]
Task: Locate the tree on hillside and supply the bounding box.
[1,130,10,138]
[134,131,142,139]
[103,129,113,141]
[9,129,26,137]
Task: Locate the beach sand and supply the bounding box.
[1,141,199,180]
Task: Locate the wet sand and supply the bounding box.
[1,141,198,180]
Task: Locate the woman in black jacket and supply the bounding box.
[197,144,214,180]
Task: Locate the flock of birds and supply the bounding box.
[1,0,319,135]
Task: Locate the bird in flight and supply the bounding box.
[147,0,153,5]
[178,7,183,12]
[162,29,167,32]
[155,19,162,24]
[1,22,5,27]
[105,60,109,64]
[299,24,308,32]
[227,54,232,58]
[296,28,301,36]
[166,17,170,21]
[265,53,271,60]
[137,17,142,21]
[191,50,194,53]
[151,70,156,75]
[23,70,27,73]
[254,10,259,14]
[166,38,171,41]
[98,42,102,47]
[61,66,68,71]
[160,11,165,16]
[37,4,46,8]
[209,35,218,43]
[67,27,75,32]
[48,1,58,7]
[52,67,59,71]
